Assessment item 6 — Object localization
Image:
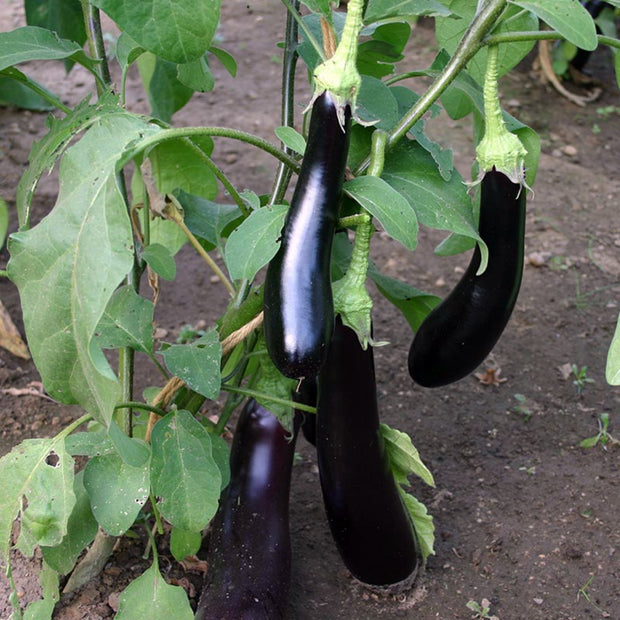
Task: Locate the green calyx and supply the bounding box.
[312,0,364,124]
[475,45,527,185]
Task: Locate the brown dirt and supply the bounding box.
[1,2,619,619]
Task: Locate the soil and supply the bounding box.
[1,2,619,619]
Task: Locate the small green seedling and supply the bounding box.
[572,364,594,396]
[580,413,618,449]
[466,598,499,620]
[577,575,610,616]
[176,323,207,344]
[512,393,532,421]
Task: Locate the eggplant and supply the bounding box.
[317,317,420,589]
[408,169,526,388]
[294,378,318,446]
[263,91,351,379]
[195,400,299,619]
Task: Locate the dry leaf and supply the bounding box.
[0,299,30,360]
[475,367,508,386]
[2,381,55,401]
[179,555,208,575]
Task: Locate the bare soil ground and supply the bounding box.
[1,2,619,619]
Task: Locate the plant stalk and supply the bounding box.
[80,0,111,95]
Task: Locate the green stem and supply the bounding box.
[134,127,300,174]
[281,0,327,62]
[354,0,508,175]
[148,491,164,537]
[367,129,388,178]
[221,384,316,414]
[598,35,620,51]
[114,401,168,417]
[57,413,92,439]
[80,0,111,94]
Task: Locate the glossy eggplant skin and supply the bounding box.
[317,317,420,588]
[195,400,298,620]
[264,91,351,379]
[408,169,526,388]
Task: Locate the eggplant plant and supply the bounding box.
[0,0,619,618]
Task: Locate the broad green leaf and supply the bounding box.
[0,437,75,563]
[381,140,480,247]
[357,24,410,79]
[8,114,159,425]
[115,560,193,620]
[606,312,620,385]
[151,410,221,531]
[149,137,217,199]
[357,75,400,129]
[108,420,151,468]
[115,32,145,71]
[0,72,54,111]
[344,176,418,251]
[435,2,538,83]
[399,489,435,560]
[16,91,122,229]
[178,191,243,252]
[509,0,598,51]
[149,217,188,256]
[224,204,288,281]
[301,0,333,21]
[137,53,194,123]
[24,560,59,620]
[176,56,214,92]
[369,268,440,332]
[275,126,306,156]
[209,46,237,77]
[364,0,451,21]
[380,423,435,487]
[0,26,96,73]
[92,0,221,64]
[94,285,154,354]
[162,330,222,399]
[83,450,150,536]
[141,243,176,281]
[41,471,97,575]
[210,433,230,491]
[579,436,599,448]
[65,431,114,457]
[0,199,7,248]
[170,527,202,562]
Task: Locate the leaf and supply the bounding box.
[364,0,451,21]
[8,113,159,425]
[0,72,54,111]
[41,471,98,575]
[210,433,230,491]
[16,91,122,229]
[115,560,193,620]
[606,311,620,385]
[0,26,96,73]
[170,527,202,562]
[162,330,222,399]
[274,126,306,156]
[24,560,59,620]
[0,437,75,564]
[64,431,115,458]
[149,136,217,199]
[0,198,8,248]
[356,75,400,129]
[176,56,214,92]
[94,285,154,354]
[380,423,435,488]
[301,0,333,20]
[399,489,435,560]
[224,204,288,281]
[108,420,151,468]
[149,217,188,256]
[92,0,221,64]
[509,0,598,51]
[579,436,599,449]
[83,450,150,536]
[141,243,176,281]
[344,176,418,251]
[150,410,221,531]
[115,31,145,70]
[209,46,237,77]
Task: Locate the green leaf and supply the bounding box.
[0,437,75,563]
[357,75,400,129]
[176,56,214,92]
[399,489,435,560]
[209,46,237,77]
[115,560,193,620]
[149,137,217,200]
[94,285,154,354]
[344,176,418,251]
[162,330,222,399]
[41,471,98,575]
[356,24,410,79]
[380,423,435,488]
[108,420,151,468]
[435,2,538,83]
[210,433,230,491]
[150,410,221,531]
[606,311,620,385]
[369,268,440,332]
[579,436,599,448]
[0,198,7,248]
[170,527,202,562]
[137,53,194,123]
[301,0,333,21]
[0,26,96,73]
[16,92,122,229]
[224,204,288,281]
[274,126,306,156]
[83,450,150,536]
[115,32,145,71]
[92,0,221,64]
[0,72,54,111]
[364,0,451,21]
[509,0,598,51]
[141,243,176,281]
[24,560,59,620]
[8,114,159,425]
[149,217,188,256]
[65,431,115,457]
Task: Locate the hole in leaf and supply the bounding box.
[45,451,59,467]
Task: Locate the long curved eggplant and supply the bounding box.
[263,91,351,379]
[408,169,526,388]
[195,400,299,619]
[317,317,420,589]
